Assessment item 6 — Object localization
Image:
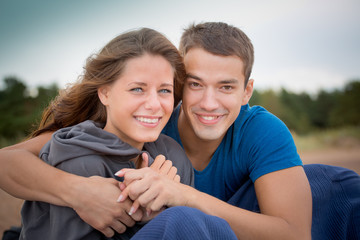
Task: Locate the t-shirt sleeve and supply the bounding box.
[243,111,303,182]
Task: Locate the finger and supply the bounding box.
[129,200,140,216]
[136,184,160,209]
[117,168,147,186]
[174,174,181,183]
[119,182,126,191]
[140,152,149,168]
[150,155,166,171]
[167,166,178,180]
[159,160,173,176]
[115,199,137,227]
[110,219,127,234]
[149,194,169,212]
[117,184,131,202]
[118,177,150,202]
[129,207,143,222]
[146,208,152,217]
[101,227,115,238]
[114,168,135,177]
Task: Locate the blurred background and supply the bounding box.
[1,0,359,235]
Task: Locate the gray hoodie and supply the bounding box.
[20,120,194,240]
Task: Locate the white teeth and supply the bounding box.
[136,117,159,123]
[201,116,217,121]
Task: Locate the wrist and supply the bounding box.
[57,172,86,208]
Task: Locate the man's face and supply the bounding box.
[182,48,253,141]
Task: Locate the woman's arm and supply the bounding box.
[0,133,142,237]
[118,166,312,240]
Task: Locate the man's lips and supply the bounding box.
[196,114,223,124]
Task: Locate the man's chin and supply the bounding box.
[193,128,224,142]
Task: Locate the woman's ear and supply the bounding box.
[98,86,109,106]
[241,79,254,105]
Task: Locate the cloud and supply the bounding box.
[254,67,348,94]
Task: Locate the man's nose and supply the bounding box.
[199,88,219,111]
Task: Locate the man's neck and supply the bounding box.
[178,107,224,171]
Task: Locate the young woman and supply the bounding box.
[18,28,193,240]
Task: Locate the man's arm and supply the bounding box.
[119,165,312,240]
[189,166,312,239]
[0,132,62,202]
[0,133,141,237]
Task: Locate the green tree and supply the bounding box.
[311,90,338,128]
[0,76,58,141]
[329,80,360,127]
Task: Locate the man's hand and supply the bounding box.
[69,176,143,237]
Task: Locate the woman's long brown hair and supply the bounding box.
[31,28,185,138]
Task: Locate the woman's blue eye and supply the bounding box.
[159,89,172,94]
[130,88,143,92]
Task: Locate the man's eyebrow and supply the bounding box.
[186,73,202,81]
[219,79,239,84]
[186,74,239,84]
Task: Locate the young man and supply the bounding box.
[0,22,312,239]
[117,22,312,239]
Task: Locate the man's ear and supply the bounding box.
[242,79,254,105]
[98,86,109,106]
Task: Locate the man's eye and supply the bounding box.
[189,82,200,87]
[221,85,233,90]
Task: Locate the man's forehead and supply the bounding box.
[183,48,245,83]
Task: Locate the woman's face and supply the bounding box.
[98,54,174,150]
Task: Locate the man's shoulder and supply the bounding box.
[235,104,282,129]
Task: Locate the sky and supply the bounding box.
[1,0,359,95]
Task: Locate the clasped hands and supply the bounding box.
[73,153,187,238]
[115,153,183,221]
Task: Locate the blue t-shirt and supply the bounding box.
[162,104,303,201]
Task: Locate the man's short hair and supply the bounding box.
[179,22,254,87]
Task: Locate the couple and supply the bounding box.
[0,21,321,239]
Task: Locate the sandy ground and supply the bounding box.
[1,147,360,236]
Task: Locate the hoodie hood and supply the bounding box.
[42,120,152,166]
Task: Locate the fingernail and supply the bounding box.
[115,170,123,176]
[146,209,152,217]
[116,195,124,203]
[128,206,135,216]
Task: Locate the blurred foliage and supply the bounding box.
[292,126,360,152]
[0,76,359,148]
[250,79,360,134]
[0,76,58,146]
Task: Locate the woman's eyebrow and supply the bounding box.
[128,82,147,86]
[160,83,174,87]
